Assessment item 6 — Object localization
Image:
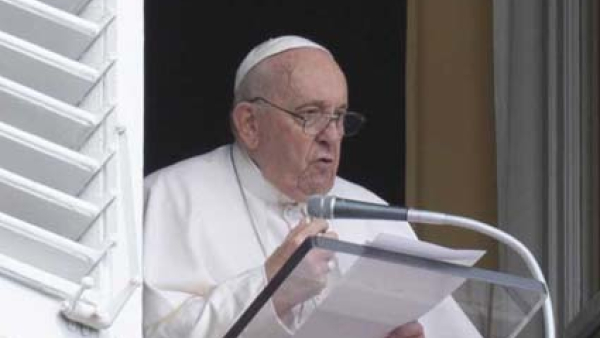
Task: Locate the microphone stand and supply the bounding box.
[407,209,556,338]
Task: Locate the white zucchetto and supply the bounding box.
[234,35,331,92]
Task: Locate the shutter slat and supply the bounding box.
[0,75,100,150]
[0,252,99,303]
[0,121,102,194]
[0,0,99,59]
[0,211,102,282]
[0,30,99,104]
[0,167,103,239]
[36,0,93,14]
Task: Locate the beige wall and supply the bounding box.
[406,0,498,268]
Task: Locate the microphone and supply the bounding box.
[307,195,408,221]
[306,194,556,338]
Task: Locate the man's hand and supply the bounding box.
[265,218,337,317]
[386,321,425,338]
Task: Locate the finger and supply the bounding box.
[289,219,329,239]
[307,252,336,275]
[387,333,424,338]
[387,332,424,338]
[278,220,330,261]
[320,230,338,239]
[311,246,335,261]
[388,322,424,338]
[302,230,337,265]
[287,218,319,236]
[303,230,338,271]
[314,230,338,256]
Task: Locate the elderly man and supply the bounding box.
[144,36,472,338]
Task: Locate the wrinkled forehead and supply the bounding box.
[268,49,348,105]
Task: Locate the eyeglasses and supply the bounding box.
[247,97,366,137]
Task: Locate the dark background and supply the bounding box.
[144,1,407,204]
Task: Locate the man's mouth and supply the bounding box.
[317,157,333,164]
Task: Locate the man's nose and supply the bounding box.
[316,118,343,142]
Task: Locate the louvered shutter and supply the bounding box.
[0,0,143,337]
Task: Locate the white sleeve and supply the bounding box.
[144,266,293,338]
[143,175,292,338]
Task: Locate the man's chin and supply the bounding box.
[298,177,335,198]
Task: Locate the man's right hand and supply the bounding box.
[386,321,425,338]
[265,218,337,317]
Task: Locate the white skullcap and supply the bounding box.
[234,35,331,92]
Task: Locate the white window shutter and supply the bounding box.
[0,0,143,337]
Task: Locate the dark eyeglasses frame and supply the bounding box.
[246,96,365,137]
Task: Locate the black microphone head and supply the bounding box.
[307,195,336,219]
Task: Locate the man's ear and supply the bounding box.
[232,102,260,150]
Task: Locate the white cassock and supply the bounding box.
[143,143,481,338]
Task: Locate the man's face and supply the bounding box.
[251,49,348,202]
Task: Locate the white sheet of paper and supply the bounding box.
[291,233,485,338]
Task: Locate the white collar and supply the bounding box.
[231,143,297,206]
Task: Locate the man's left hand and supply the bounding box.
[386,321,425,338]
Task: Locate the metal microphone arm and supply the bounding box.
[407,209,556,338]
[306,195,556,337]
